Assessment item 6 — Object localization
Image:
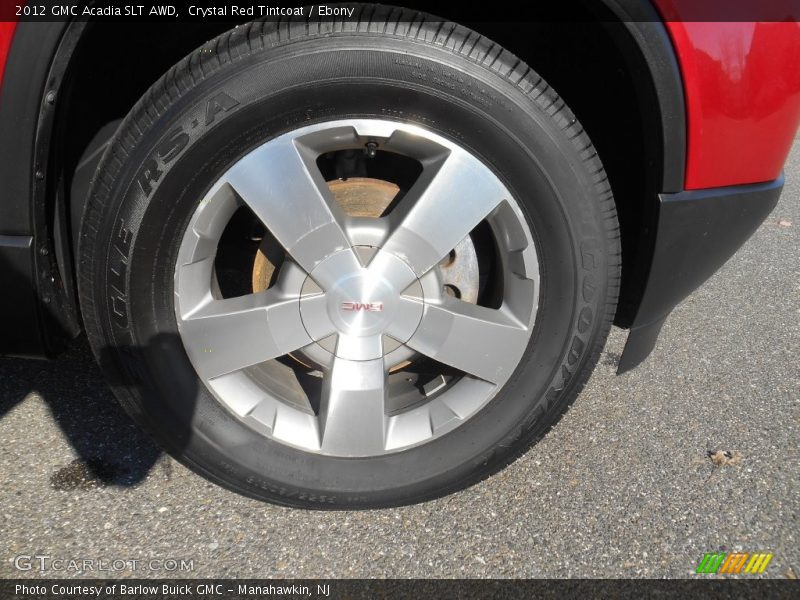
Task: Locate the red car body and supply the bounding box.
[0,22,15,89]
[656,0,800,189]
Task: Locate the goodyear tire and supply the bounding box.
[78,7,620,508]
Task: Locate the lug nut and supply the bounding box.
[364,141,378,158]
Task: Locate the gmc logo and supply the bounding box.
[341,302,384,312]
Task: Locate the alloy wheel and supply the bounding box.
[174,119,540,457]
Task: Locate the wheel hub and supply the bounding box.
[299,248,424,361]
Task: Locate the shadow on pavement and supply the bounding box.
[0,337,162,488]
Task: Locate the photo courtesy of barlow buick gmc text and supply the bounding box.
[0,0,798,595]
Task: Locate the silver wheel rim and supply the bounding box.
[174,119,539,457]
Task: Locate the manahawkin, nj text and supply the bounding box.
[15,583,331,597]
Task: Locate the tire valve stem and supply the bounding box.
[364,141,379,159]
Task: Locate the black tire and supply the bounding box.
[78,7,620,508]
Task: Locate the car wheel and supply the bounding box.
[78,7,620,508]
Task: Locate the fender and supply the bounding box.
[655,0,800,189]
[602,0,687,192]
[619,0,800,370]
[0,21,76,356]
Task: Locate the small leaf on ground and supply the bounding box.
[707,450,744,467]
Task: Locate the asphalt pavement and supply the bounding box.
[1,135,798,580]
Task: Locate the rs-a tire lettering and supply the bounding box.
[205,91,239,125]
[137,127,189,195]
[136,92,239,196]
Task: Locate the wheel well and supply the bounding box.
[58,22,232,191]
[472,17,669,326]
[57,9,674,329]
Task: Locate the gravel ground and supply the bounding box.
[1,136,798,580]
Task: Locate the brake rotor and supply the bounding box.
[252,177,480,300]
[252,178,399,291]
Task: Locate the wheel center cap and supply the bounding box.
[299,248,424,361]
[326,271,396,337]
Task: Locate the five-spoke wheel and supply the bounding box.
[175,120,539,456]
[79,10,618,507]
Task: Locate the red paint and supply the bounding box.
[0,21,18,93]
[655,1,800,189]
